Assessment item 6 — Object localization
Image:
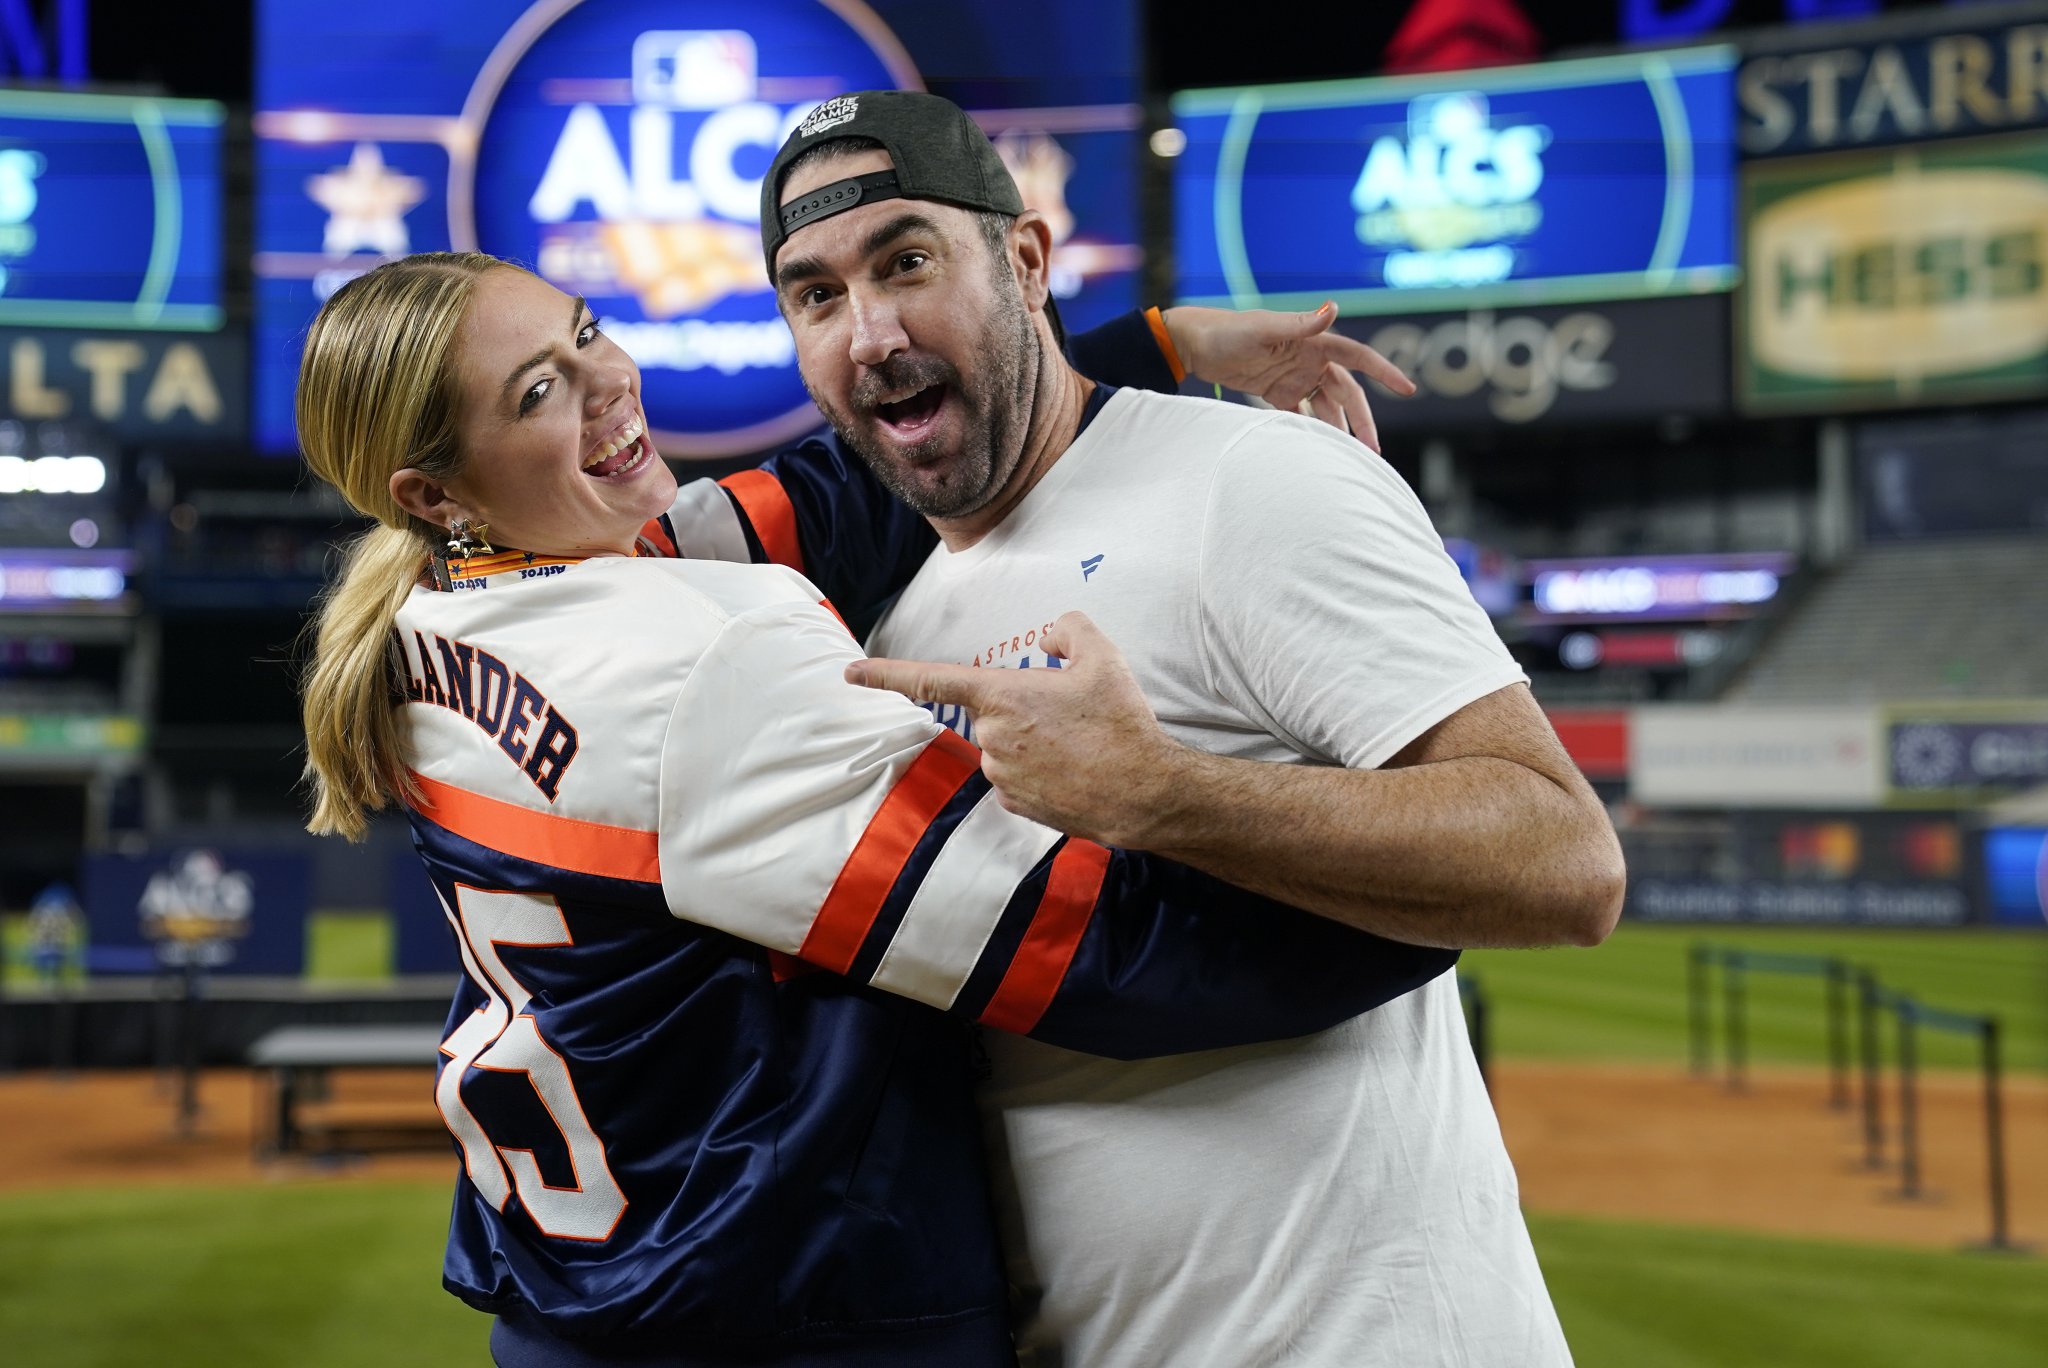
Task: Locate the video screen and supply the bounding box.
[252,0,1142,458]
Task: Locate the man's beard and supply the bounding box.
[810,276,1039,521]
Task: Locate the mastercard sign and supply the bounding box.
[454,1,917,453]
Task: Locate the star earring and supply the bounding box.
[446,518,494,558]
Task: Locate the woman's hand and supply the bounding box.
[1163,302,1415,453]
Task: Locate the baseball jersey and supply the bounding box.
[395,551,1456,1360]
[866,388,1572,1368]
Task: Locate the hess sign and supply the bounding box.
[1740,135,2048,413]
[0,90,222,330]
[1172,48,1738,315]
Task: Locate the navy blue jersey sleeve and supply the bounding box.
[660,596,1452,1061]
[741,438,935,640]
[1066,307,1179,394]
[975,844,1456,1059]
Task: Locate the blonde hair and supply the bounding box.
[297,251,506,839]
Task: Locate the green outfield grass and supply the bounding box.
[0,1181,481,1367]
[1464,925,2048,1074]
[1,1181,2041,1367]
[1530,1211,2048,1367]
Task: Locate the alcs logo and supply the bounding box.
[1350,92,1551,290]
[457,1,919,456]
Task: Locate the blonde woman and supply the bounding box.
[296,252,1445,1367]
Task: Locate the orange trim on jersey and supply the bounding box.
[977,838,1111,1034]
[719,469,805,575]
[636,516,679,559]
[799,730,980,974]
[1144,306,1187,386]
[767,949,819,983]
[817,599,850,634]
[446,550,589,580]
[408,771,660,884]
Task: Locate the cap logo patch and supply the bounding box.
[799,95,860,138]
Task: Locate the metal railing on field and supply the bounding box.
[1687,941,2027,1255]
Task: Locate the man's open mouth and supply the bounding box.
[874,384,948,438]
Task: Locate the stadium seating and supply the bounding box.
[1726,535,2048,702]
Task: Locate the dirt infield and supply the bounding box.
[2,1060,2042,1250]
[1494,1061,2048,1249]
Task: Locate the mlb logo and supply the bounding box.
[1407,91,1489,144]
[632,31,757,110]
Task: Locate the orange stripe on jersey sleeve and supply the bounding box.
[637,516,679,559]
[976,839,1112,1035]
[798,729,980,974]
[408,771,661,884]
[719,469,805,575]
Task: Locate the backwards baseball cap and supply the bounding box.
[759,90,1025,269]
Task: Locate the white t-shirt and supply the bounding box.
[867,388,1569,1368]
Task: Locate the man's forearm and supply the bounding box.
[1115,746,1625,950]
[846,623,1624,952]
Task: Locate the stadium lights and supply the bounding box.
[0,454,107,494]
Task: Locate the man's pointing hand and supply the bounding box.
[845,612,1184,848]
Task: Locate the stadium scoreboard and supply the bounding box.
[0,90,222,331]
[253,0,1143,458]
[1172,47,1739,315]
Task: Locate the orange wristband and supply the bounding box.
[1143,306,1187,386]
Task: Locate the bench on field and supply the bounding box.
[245,1024,445,1157]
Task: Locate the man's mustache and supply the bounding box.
[852,354,961,414]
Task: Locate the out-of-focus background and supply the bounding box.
[0,0,2045,1363]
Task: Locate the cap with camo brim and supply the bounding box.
[759,90,1024,269]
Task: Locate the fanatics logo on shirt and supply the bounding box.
[1081,553,1105,580]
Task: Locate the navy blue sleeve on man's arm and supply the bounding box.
[741,437,935,639]
[939,834,1458,1061]
[1066,308,1179,395]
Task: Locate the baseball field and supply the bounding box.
[1,921,2044,1366]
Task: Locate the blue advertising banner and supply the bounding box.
[388,850,462,976]
[1981,827,2047,926]
[0,90,223,330]
[253,0,1141,457]
[1172,47,1738,316]
[1890,719,2048,797]
[80,848,311,976]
